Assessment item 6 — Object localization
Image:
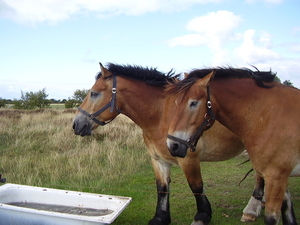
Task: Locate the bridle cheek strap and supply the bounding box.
[78,75,120,126]
[167,86,215,152]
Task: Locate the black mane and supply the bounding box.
[188,67,277,88]
[96,63,177,86]
[166,66,277,94]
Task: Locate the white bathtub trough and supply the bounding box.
[0,183,131,225]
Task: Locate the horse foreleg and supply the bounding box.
[281,189,298,225]
[264,174,288,225]
[241,172,264,222]
[148,158,171,225]
[179,158,212,225]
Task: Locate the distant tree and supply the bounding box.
[0,98,5,108]
[6,99,13,104]
[72,89,89,103]
[50,98,58,104]
[13,88,51,109]
[64,89,89,109]
[283,80,294,87]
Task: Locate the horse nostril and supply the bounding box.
[72,123,76,130]
[171,142,180,152]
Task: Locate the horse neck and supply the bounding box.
[118,78,171,132]
[210,78,272,138]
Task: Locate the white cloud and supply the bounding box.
[259,31,273,48]
[234,29,281,64]
[0,0,225,24]
[186,11,242,35]
[167,11,242,50]
[245,0,284,4]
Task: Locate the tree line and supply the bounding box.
[0,79,295,109]
[0,88,89,109]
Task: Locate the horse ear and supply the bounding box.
[99,62,111,78]
[183,72,189,79]
[197,70,215,87]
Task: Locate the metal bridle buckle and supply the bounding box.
[207,100,212,108]
[112,88,117,94]
[186,138,196,152]
[204,112,212,125]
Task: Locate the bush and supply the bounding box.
[0,99,6,108]
[64,99,77,109]
[13,88,51,109]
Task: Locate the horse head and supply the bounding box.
[166,70,216,157]
[73,63,121,136]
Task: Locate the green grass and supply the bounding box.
[0,109,299,224]
[110,158,300,225]
[50,104,66,109]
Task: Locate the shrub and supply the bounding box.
[13,88,51,109]
[64,99,77,109]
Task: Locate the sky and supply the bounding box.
[0,0,300,100]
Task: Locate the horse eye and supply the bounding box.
[189,100,198,108]
[91,91,99,98]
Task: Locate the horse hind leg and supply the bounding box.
[241,173,264,222]
[264,174,290,225]
[281,189,297,225]
[241,181,297,224]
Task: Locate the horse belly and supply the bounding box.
[198,140,245,162]
[198,122,245,162]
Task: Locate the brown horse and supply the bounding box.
[73,63,263,225]
[166,67,299,225]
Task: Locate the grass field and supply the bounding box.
[49,104,66,109]
[0,108,299,224]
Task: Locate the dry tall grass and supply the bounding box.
[1,109,300,224]
[0,109,148,191]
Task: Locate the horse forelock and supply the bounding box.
[165,76,196,96]
[95,71,102,81]
[96,63,177,86]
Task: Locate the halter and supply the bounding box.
[167,86,215,152]
[78,75,121,126]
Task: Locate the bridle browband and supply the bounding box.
[78,75,121,126]
[167,86,215,152]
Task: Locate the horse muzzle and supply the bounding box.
[73,114,93,136]
[166,138,189,158]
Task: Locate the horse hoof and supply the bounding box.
[191,221,206,225]
[241,213,257,222]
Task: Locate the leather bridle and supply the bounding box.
[167,86,215,152]
[78,75,121,126]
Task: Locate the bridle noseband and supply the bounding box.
[78,75,121,126]
[167,86,215,152]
